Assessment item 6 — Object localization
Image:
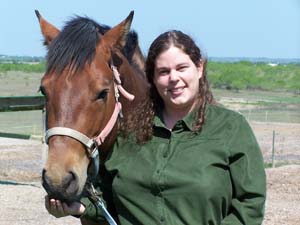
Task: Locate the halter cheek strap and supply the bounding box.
[93,101,122,145]
[45,127,100,180]
[92,64,135,146]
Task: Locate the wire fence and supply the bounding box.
[0,96,44,139]
[0,96,299,166]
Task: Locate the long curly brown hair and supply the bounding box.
[120,30,215,143]
[145,30,215,133]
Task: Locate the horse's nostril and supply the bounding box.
[63,171,74,186]
[63,171,79,195]
[69,171,76,180]
[41,169,52,194]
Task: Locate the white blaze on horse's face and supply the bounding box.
[36,10,134,201]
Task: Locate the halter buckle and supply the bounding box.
[88,140,99,159]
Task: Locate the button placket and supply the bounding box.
[151,143,165,195]
[153,142,168,224]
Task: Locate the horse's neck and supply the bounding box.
[120,64,148,114]
[130,45,145,72]
[126,70,147,99]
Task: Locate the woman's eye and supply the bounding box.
[158,70,169,75]
[178,66,188,72]
[97,89,109,100]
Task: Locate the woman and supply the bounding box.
[46,30,266,225]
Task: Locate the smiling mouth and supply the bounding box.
[168,87,185,95]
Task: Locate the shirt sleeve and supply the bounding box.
[221,114,266,225]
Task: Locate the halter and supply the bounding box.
[45,64,134,178]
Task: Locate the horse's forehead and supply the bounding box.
[44,59,111,82]
[87,59,114,83]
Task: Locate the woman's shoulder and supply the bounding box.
[206,103,244,122]
[201,103,249,137]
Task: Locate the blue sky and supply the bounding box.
[0,0,299,58]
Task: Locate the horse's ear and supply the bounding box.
[35,10,60,46]
[100,11,134,50]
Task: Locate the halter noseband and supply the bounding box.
[44,64,134,180]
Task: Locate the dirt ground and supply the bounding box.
[0,121,300,225]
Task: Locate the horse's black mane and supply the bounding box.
[46,16,139,74]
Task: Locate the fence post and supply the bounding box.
[271,130,276,168]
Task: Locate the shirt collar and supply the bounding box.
[154,108,197,131]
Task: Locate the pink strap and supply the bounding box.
[111,66,135,101]
[94,66,135,146]
[117,84,135,101]
[94,102,122,146]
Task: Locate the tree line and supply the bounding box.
[1,61,299,92]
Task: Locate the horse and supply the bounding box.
[35,10,150,225]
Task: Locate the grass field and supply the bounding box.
[0,71,42,96]
[0,65,299,135]
[213,89,300,123]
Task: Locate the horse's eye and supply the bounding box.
[97,89,109,101]
[39,86,46,96]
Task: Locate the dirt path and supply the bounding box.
[263,165,300,225]
[0,181,79,225]
[2,167,300,225]
[0,121,300,224]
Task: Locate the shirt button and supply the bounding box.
[156,169,160,174]
[227,124,232,130]
[152,189,161,196]
[163,152,168,158]
[160,217,165,223]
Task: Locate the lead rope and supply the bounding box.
[87,183,118,225]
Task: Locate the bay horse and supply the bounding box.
[35,10,150,225]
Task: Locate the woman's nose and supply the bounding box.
[169,70,180,82]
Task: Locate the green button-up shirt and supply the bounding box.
[81,104,266,225]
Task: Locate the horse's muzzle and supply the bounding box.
[42,169,81,202]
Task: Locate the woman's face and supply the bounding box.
[153,46,203,113]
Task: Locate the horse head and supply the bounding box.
[35,10,149,202]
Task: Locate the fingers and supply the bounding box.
[45,195,50,212]
[55,199,65,214]
[62,201,85,216]
[44,195,85,217]
[44,196,68,218]
[62,202,74,213]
